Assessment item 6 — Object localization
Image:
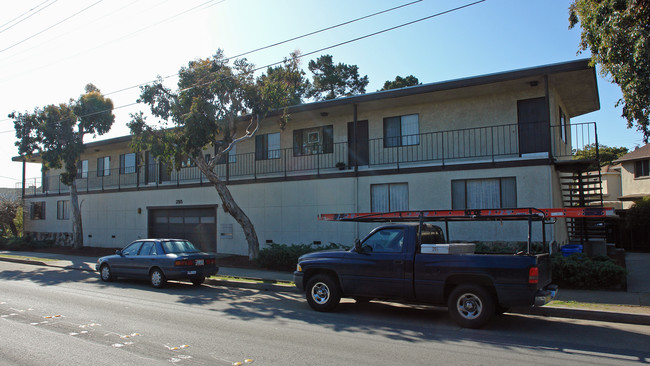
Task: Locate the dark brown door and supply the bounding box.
[517,97,549,155]
[348,120,369,167]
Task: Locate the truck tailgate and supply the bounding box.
[536,253,552,288]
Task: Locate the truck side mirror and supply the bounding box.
[354,239,361,253]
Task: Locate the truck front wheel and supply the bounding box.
[305,274,341,312]
[448,284,495,328]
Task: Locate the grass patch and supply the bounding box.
[0,254,58,262]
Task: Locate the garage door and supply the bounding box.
[148,207,217,252]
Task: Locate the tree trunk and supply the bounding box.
[200,164,259,260]
[70,180,84,249]
[9,222,18,237]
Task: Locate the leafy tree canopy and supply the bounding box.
[570,0,650,142]
[380,75,421,91]
[306,54,369,100]
[573,143,629,166]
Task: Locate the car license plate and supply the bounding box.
[187,271,197,275]
[195,259,204,266]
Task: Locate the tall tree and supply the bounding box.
[569,0,650,142]
[128,50,306,260]
[573,143,629,166]
[11,84,115,248]
[0,194,20,237]
[380,75,421,91]
[307,54,369,100]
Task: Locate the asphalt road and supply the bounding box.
[1,261,650,366]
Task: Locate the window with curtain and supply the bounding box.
[293,125,333,156]
[119,153,136,174]
[383,114,420,147]
[97,156,110,177]
[78,160,88,178]
[31,202,45,220]
[635,159,650,178]
[57,200,69,220]
[451,177,517,209]
[255,133,281,160]
[371,183,409,212]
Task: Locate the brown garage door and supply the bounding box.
[148,207,217,252]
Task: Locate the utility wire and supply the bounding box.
[0,1,103,54]
[105,0,422,97]
[0,0,57,34]
[8,1,486,127]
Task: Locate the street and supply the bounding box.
[1,261,649,366]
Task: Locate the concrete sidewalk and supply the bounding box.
[1,250,649,326]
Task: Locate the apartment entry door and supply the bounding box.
[517,97,550,155]
[148,206,217,252]
[347,120,369,167]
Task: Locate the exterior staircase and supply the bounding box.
[559,170,607,243]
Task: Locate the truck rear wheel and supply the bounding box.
[448,284,495,328]
[305,274,341,312]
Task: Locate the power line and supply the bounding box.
[0,0,57,34]
[105,0,423,97]
[0,1,103,54]
[7,0,486,129]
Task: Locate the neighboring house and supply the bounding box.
[613,143,650,209]
[585,164,622,209]
[14,59,602,254]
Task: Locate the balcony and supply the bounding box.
[20,122,598,197]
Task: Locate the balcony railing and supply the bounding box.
[19,122,598,197]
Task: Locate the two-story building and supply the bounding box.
[14,59,603,255]
[613,143,650,209]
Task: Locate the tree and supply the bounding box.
[569,0,650,142]
[306,54,369,100]
[0,195,20,237]
[11,84,115,248]
[573,143,629,166]
[128,50,305,260]
[379,75,421,91]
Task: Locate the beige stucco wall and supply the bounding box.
[23,164,561,254]
[620,161,650,209]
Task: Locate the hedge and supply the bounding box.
[551,253,627,290]
[256,243,349,271]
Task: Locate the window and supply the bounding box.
[255,133,281,160]
[97,156,110,177]
[362,228,405,253]
[139,242,154,256]
[122,242,142,256]
[30,202,45,220]
[293,125,333,156]
[180,156,196,168]
[78,160,88,178]
[384,114,419,147]
[452,177,517,209]
[559,107,567,143]
[635,159,650,178]
[57,200,69,220]
[371,183,408,212]
[216,144,237,164]
[120,153,136,174]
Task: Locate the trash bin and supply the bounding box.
[561,244,583,257]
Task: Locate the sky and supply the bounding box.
[0,0,645,188]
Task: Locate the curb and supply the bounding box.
[206,278,298,293]
[511,306,650,326]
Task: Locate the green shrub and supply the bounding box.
[551,253,627,290]
[473,241,546,254]
[256,243,349,271]
[0,236,54,251]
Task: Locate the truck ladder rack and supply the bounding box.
[318,207,616,223]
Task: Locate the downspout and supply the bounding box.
[353,103,359,239]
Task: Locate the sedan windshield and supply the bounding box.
[161,240,200,254]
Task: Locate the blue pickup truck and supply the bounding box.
[294,223,557,328]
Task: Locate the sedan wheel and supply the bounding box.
[99,264,113,282]
[150,268,167,288]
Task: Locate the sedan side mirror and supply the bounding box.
[116,249,123,256]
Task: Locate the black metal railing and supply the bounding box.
[19,122,598,197]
